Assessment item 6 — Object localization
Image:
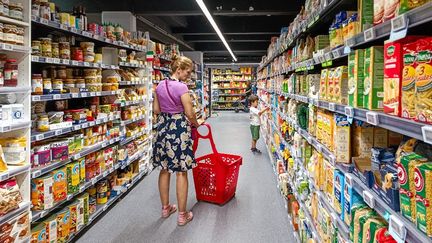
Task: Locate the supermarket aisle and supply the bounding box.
[76,112,294,243]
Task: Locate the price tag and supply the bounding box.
[53,58,60,64]
[83,62,90,67]
[67,194,73,200]
[79,186,85,193]
[74,125,81,130]
[328,102,336,111]
[82,31,93,37]
[74,153,81,160]
[53,94,61,100]
[325,52,332,61]
[329,154,336,165]
[40,211,47,218]
[72,60,79,65]
[391,14,408,32]
[31,15,37,21]
[103,171,108,177]
[345,106,354,117]
[96,92,102,96]
[421,126,432,145]
[113,41,119,45]
[332,49,341,59]
[90,92,95,96]
[102,142,108,147]
[35,134,44,141]
[40,18,49,25]
[60,24,68,30]
[93,63,99,68]
[33,96,41,102]
[55,130,62,136]
[104,38,111,43]
[81,123,89,128]
[70,27,78,33]
[111,91,116,95]
[389,215,407,243]
[364,27,375,42]
[31,55,39,62]
[71,93,79,98]
[88,121,95,127]
[95,119,101,125]
[346,37,356,47]
[366,111,379,125]
[91,178,97,184]
[345,174,353,187]
[316,144,323,153]
[362,190,375,208]
[0,171,9,181]
[62,59,70,65]
[103,205,108,211]
[45,57,53,63]
[3,43,12,51]
[110,65,117,69]
[81,92,88,97]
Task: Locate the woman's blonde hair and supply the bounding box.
[170,56,193,74]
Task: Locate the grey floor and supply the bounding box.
[76,112,295,243]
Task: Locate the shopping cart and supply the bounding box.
[192,124,242,205]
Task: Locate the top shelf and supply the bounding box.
[0,16,29,27]
[31,16,146,52]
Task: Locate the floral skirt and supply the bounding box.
[153,113,196,173]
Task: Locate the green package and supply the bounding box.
[78,157,86,184]
[358,0,373,32]
[348,50,365,108]
[363,46,384,110]
[415,163,432,236]
[358,212,378,243]
[66,161,80,194]
[362,217,387,243]
[77,193,89,225]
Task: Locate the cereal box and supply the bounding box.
[344,177,364,226]
[348,50,366,108]
[415,163,432,236]
[358,0,374,32]
[352,120,374,158]
[56,208,70,243]
[374,0,384,25]
[327,68,335,101]
[363,46,384,110]
[334,114,351,163]
[325,160,335,207]
[334,170,345,217]
[319,69,329,100]
[51,168,67,203]
[333,66,349,105]
[31,223,47,243]
[398,153,428,222]
[31,175,54,211]
[68,202,79,234]
[415,37,432,124]
[78,157,86,184]
[44,215,57,243]
[77,193,89,225]
[373,127,388,148]
[401,41,418,119]
[66,162,80,194]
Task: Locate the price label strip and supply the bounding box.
[366,111,379,126]
[389,215,407,243]
[364,27,376,42]
[389,14,409,42]
[362,190,375,208]
[421,125,432,145]
[345,106,354,118]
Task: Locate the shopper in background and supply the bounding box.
[152,56,200,226]
[248,95,270,154]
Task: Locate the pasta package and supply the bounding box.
[363,46,384,110]
[334,114,351,163]
[348,50,366,108]
[319,69,329,100]
[415,37,432,124]
[415,163,432,237]
[361,217,387,243]
[401,42,418,119]
[333,170,345,217]
[332,66,349,105]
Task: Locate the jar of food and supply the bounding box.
[52,42,59,58]
[72,48,83,61]
[80,42,95,53]
[118,49,127,62]
[65,68,73,78]
[59,42,70,59]
[3,24,16,45]
[15,27,24,46]
[84,54,94,63]
[64,79,75,88]
[9,3,23,20]
[43,78,52,94]
[37,114,49,132]
[52,79,63,92]
[83,69,98,77]
[0,23,4,43]
[57,66,66,79]
[63,111,72,122]
[4,59,18,87]
[32,0,40,17]
[84,76,97,84]
[40,37,52,57]
[2,0,9,17]
[39,2,50,20]
[94,53,102,63]
[32,74,43,95]
[32,40,42,55]
[75,78,85,89]
[59,12,69,26]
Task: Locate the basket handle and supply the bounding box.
[192,123,219,155]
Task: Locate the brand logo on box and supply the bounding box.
[414,167,424,192]
[387,45,395,56]
[397,163,407,185]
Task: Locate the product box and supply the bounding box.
[319,69,329,100]
[68,202,79,234]
[388,130,404,147]
[51,168,67,203]
[332,66,349,105]
[373,127,389,148]
[350,206,372,242]
[344,176,364,226]
[315,35,330,50]
[78,157,86,184]
[31,223,47,243]
[363,46,384,110]
[325,160,335,207]
[334,170,345,218]
[334,114,351,163]
[374,0,384,25]
[398,153,428,222]
[358,0,374,32]
[348,50,365,108]
[56,208,70,243]
[0,211,30,243]
[66,161,80,194]
[44,215,58,243]
[384,0,399,21]
[401,41,418,119]
[308,74,321,99]
[415,37,432,124]
[31,175,54,211]
[359,215,383,243]
[327,68,335,101]
[77,193,89,225]
[352,157,374,187]
[352,120,374,158]
[415,163,432,236]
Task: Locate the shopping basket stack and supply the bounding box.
[192,124,242,205]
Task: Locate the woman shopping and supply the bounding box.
[152,56,200,226]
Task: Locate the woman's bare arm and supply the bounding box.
[153,90,161,115]
[181,93,200,127]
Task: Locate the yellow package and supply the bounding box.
[332,66,349,105]
[320,69,329,100]
[0,145,7,172]
[415,38,432,124]
[401,41,417,119]
[334,114,351,163]
[0,137,27,165]
[325,160,335,207]
[327,68,335,102]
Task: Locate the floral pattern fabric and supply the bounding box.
[153,113,196,173]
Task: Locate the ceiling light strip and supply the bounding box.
[195,0,237,62]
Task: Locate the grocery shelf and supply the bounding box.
[120,130,149,146]
[0,43,31,54]
[120,114,147,126]
[213,100,240,103]
[120,150,149,170]
[157,55,172,62]
[212,107,237,110]
[217,93,246,97]
[119,99,147,107]
[32,90,120,102]
[153,66,171,72]
[31,114,121,142]
[213,87,247,90]
[212,73,251,76]
[31,55,120,70]
[31,15,146,52]
[0,164,31,182]
[0,16,30,27]
[212,80,249,83]
[0,121,31,133]
[0,86,31,94]
[0,201,31,225]
[119,62,146,69]
[119,81,147,85]
[31,136,121,179]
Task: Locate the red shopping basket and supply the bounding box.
[192,124,242,205]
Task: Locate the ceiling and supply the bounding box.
[53,0,304,63]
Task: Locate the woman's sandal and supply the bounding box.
[177,211,193,226]
[162,204,177,218]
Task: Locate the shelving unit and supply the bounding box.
[257,1,432,242]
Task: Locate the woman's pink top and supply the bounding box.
[156,79,189,114]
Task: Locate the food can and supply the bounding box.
[96,179,108,204]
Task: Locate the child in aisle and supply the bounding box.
[248,95,270,154]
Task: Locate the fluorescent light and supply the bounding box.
[195,0,237,62]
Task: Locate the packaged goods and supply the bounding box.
[0,178,23,216]
[398,153,427,222]
[361,216,387,243]
[77,193,89,225]
[348,50,365,108]
[344,180,364,225]
[44,215,58,243]
[332,66,349,104]
[56,208,70,243]
[51,168,67,203]
[319,69,328,100]
[334,170,345,217]
[373,127,389,148]
[334,114,351,163]
[66,162,80,194]
[31,223,47,243]
[352,120,374,158]
[400,0,428,14]
[384,0,400,21]
[415,37,432,124]
[0,136,26,165]
[325,160,335,207]
[327,68,335,101]
[68,202,79,233]
[31,175,54,211]
[357,0,374,32]
[363,46,384,110]
[401,41,418,119]
[415,163,432,236]
[0,211,30,243]
[350,204,369,242]
[374,0,384,25]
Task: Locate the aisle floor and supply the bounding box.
[76,112,295,243]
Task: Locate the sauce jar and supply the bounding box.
[75,78,85,89]
[32,74,43,95]
[37,114,49,132]
[72,48,83,61]
[32,40,42,55]
[64,79,75,88]
[52,79,63,92]
[9,3,23,20]
[59,42,70,59]
[94,53,102,63]
[43,78,52,94]
[15,27,24,46]
[52,42,59,58]
[40,37,52,57]
[3,24,16,45]
[56,66,66,79]
[4,59,18,87]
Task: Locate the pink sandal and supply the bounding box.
[178,211,193,226]
[162,204,177,218]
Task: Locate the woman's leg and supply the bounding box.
[159,169,171,206]
[176,172,188,212]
